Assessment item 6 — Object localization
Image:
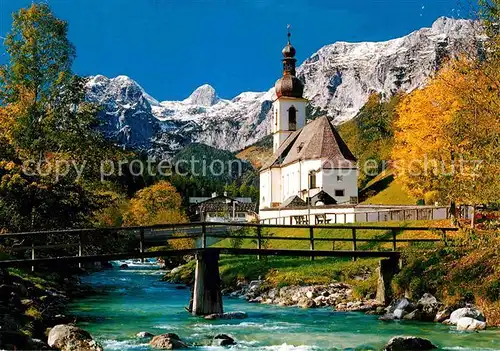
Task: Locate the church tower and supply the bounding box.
[272,27,307,153]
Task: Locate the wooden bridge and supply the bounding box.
[0,222,458,315]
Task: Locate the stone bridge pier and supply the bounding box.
[376,256,401,304]
[191,250,223,316]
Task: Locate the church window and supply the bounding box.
[337,175,343,182]
[288,106,297,130]
[308,171,317,189]
[335,189,345,197]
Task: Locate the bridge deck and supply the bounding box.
[0,221,456,268]
[0,247,401,268]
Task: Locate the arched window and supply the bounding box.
[288,106,297,131]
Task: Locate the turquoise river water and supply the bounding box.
[69,260,500,351]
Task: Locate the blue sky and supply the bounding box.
[0,0,469,100]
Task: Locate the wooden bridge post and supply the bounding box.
[351,228,357,261]
[31,241,35,273]
[391,229,397,251]
[376,257,400,304]
[441,229,448,246]
[309,227,314,261]
[201,223,207,249]
[78,233,83,269]
[257,226,262,261]
[191,250,223,316]
[139,229,145,263]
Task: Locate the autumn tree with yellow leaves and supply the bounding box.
[392,1,500,220]
[123,181,187,226]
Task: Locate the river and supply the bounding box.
[69,260,500,351]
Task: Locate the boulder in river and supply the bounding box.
[120,264,129,269]
[137,331,155,339]
[48,324,103,351]
[434,307,453,323]
[150,333,188,349]
[403,309,422,321]
[393,308,407,319]
[417,293,442,321]
[298,297,316,309]
[448,307,485,324]
[384,336,437,350]
[456,317,486,331]
[386,298,414,314]
[212,334,236,347]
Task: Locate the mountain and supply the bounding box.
[298,17,479,122]
[86,17,479,157]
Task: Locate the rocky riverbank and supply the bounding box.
[223,279,489,332]
[0,267,102,350]
[223,279,384,312]
[163,260,492,332]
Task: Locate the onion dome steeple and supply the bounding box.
[282,29,296,60]
[275,25,304,99]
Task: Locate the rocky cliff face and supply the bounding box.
[86,17,478,157]
[298,17,479,122]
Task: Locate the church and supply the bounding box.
[259,31,358,214]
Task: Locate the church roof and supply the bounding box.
[280,195,306,208]
[310,190,337,206]
[261,116,357,170]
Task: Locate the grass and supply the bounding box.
[8,268,62,291]
[212,219,453,252]
[362,180,416,205]
[362,180,417,205]
[360,168,416,205]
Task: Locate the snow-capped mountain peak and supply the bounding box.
[86,17,479,158]
[184,84,219,107]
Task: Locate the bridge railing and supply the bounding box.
[202,222,458,260]
[0,222,459,268]
[259,206,452,225]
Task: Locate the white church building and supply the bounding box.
[259,31,359,222]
